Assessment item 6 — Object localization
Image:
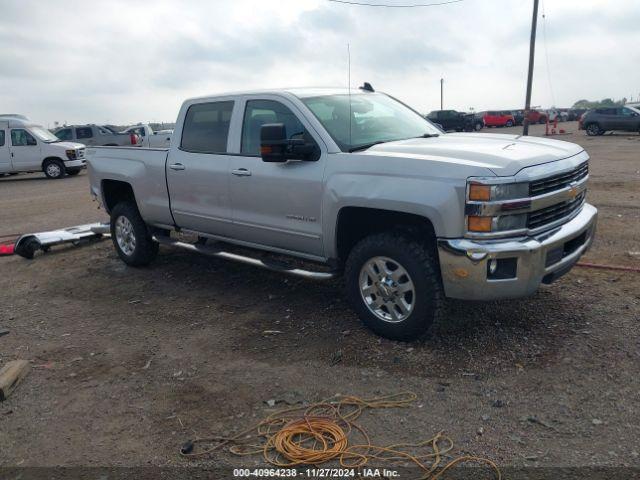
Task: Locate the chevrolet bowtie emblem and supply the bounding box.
[568,185,578,199]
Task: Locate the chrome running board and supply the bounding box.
[153,236,337,281]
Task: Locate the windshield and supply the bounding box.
[30,126,60,143]
[301,93,441,152]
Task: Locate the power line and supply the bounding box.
[328,0,463,7]
[540,0,556,107]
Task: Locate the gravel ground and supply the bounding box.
[0,122,639,476]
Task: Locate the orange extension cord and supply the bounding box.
[180,392,501,479]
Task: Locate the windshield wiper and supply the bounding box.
[348,140,390,152]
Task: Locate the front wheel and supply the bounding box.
[345,232,443,341]
[586,123,602,136]
[110,202,158,266]
[43,159,65,179]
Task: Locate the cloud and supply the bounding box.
[0,0,638,125]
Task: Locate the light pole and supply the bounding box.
[523,0,539,136]
[440,78,444,110]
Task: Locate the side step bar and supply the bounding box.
[153,236,338,281]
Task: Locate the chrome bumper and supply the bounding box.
[437,203,597,300]
[64,159,87,168]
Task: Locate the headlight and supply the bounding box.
[466,179,530,235]
[65,149,77,160]
[468,182,529,201]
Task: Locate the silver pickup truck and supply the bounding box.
[87,87,597,340]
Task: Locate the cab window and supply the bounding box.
[241,100,307,155]
[181,101,234,154]
[76,127,93,139]
[11,129,37,146]
[56,128,73,141]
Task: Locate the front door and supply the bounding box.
[228,97,325,257]
[0,129,9,173]
[166,100,235,237]
[10,129,41,171]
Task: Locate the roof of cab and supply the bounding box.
[185,87,378,103]
[0,115,39,128]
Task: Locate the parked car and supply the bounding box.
[122,125,173,148]
[54,124,141,147]
[482,111,516,127]
[88,87,597,340]
[526,109,548,124]
[547,109,568,123]
[0,115,86,179]
[579,106,640,136]
[426,110,483,132]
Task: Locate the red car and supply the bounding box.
[482,111,516,127]
[526,109,548,124]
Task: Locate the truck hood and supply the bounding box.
[366,132,584,177]
[52,141,85,150]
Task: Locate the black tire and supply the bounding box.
[506,120,514,127]
[109,202,158,266]
[474,122,483,131]
[344,232,443,341]
[585,123,602,136]
[43,159,65,179]
[66,169,81,176]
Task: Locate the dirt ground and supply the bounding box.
[1,122,639,476]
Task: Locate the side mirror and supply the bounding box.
[260,123,318,162]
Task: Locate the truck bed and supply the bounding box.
[87,146,174,228]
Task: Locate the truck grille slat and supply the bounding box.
[527,191,586,230]
[529,162,588,196]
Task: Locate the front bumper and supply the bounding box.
[437,203,597,300]
[63,159,87,169]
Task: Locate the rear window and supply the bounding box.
[181,101,234,154]
[0,130,4,147]
[76,127,93,139]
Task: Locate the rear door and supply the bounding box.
[228,96,325,257]
[10,129,41,170]
[76,127,95,146]
[0,127,9,173]
[166,99,236,237]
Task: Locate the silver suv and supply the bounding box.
[54,125,141,147]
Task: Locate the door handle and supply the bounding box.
[169,163,185,171]
[232,168,252,177]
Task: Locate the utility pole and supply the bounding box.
[440,78,444,110]
[523,0,539,136]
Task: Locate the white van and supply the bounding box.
[0,115,87,179]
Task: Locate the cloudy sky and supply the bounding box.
[1,0,638,126]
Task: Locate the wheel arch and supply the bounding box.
[101,179,137,214]
[41,156,64,170]
[334,206,437,265]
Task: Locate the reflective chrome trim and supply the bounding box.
[438,203,597,300]
[466,175,588,217]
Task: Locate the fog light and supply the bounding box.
[489,258,498,274]
[487,257,518,280]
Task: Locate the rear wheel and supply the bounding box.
[345,232,443,341]
[586,123,602,136]
[43,159,65,179]
[110,202,158,266]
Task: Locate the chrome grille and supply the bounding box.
[527,191,586,230]
[529,161,588,196]
[78,148,86,159]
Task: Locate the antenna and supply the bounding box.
[347,43,352,148]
